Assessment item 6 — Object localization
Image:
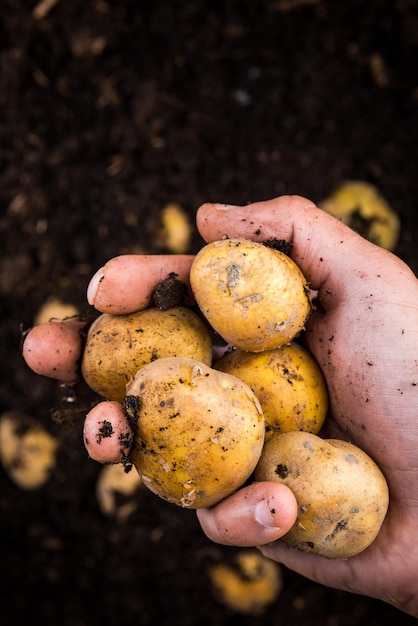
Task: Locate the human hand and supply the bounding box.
[194,196,418,616]
[22,195,418,616]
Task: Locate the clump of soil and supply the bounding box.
[263,238,293,256]
[153,273,188,310]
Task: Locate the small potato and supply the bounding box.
[214,343,328,439]
[319,181,400,251]
[255,432,389,558]
[126,357,265,508]
[158,202,192,254]
[81,306,212,402]
[208,550,283,615]
[190,238,311,352]
[0,412,58,490]
[96,463,142,520]
[34,298,80,325]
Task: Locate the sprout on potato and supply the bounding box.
[190,238,311,352]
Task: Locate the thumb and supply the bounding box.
[196,482,298,547]
[196,195,388,294]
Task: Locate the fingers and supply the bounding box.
[87,254,195,314]
[83,401,133,463]
[196,196,382,295]
[22,320,86,382]
[196,482,298,547]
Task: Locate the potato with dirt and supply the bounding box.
[255,431,389,558]
[81,306,212,402]
[125,356,265,508]
[214,342,328,438]
[190,238,311,352]
[319,181,400,251]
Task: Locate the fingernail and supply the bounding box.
[254,499,279,529]
[87,267,104,305]
[214,203,242,211]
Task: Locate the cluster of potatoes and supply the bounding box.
[23,237,389,559]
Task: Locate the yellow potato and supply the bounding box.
[96,463,142,521]
[208,550,282,615]
[34,297,79,325]
[190,238,311,352]
[0,412,58,490]
[255,431,389,558]
[158,202,192,254]
[319,181,400,251]
[126,357,265,508]
[81,306,212,402]
[214,343,328,439]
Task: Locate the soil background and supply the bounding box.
[1,1,418,625]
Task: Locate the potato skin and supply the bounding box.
[214,343,328,439]
[319,181,400,251]
[190,238,311,352]
[255,432,389,558]
[81,306,212,402]
[208,551,283,615]
[126,357,265,508]
[0,412,57,490]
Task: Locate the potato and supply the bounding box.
[319,181,400,251]
[208,550,282,615]
[190,238,311,352]
[0,412,58,490]
[255,431,389,558]
[34,298,80,325]
[158,202,192,254]
[126,357,265,508]
[81,306,212,402]
[96,463,142,521]
[214,343,328,439]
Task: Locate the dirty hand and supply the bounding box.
[22,195,418,616]
[194,197,418,617]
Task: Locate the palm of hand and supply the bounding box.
[196,197,418,615]
[271,246,418,614]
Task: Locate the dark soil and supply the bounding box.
[1,1,417,625]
